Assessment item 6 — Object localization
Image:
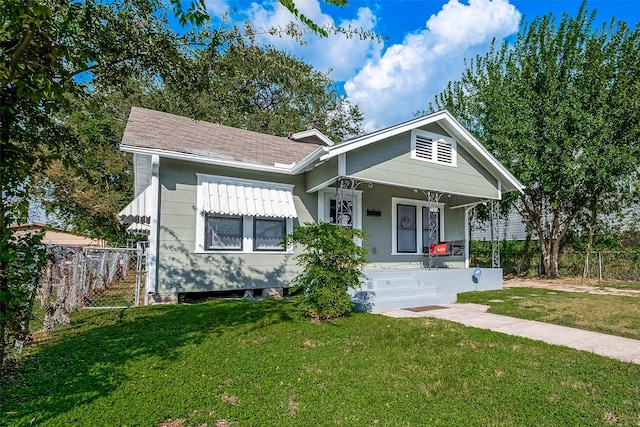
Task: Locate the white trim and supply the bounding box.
[196,173,295,192]
[437,116,524,193]
[391,197,445,255]
[147,155,160,295]
[464,207,471,268]
[306,176,338,193]
[122,145,297,175]
[449,200,491,210]
[195,215,293,255]
[195,174,295,254]
[289,129,334,146]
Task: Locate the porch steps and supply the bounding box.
[351,290,457,313]
[350,269,461,312]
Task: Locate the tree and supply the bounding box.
[36,28,364,245]
[431,4,640,278]
[149,25,364,141]
[1,0,203,373]
[35,91,136,245]
[1,0,365,372]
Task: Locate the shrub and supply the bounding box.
[284,222,368,321]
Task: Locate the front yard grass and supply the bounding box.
[598,281,640,291]
[458,287,640,340]
[3,298,640,426]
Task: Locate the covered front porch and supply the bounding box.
[315,175,505,312]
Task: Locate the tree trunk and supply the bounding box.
[0,137,7,376]
[583,201,597,278]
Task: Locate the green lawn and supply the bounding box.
[458,287,640,340]
[599,281,640,291]
[3,298,640,426]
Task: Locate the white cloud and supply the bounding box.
[212,0,520,133]
[244,0,381,81]
[205,0,231,16]
[345,0,521,131]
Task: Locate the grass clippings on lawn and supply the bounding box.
[3,298,640,426]
[458,287,640,340]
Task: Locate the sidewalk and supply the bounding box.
[382,303,640,364]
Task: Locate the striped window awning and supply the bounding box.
[118,186,152,225]
[202,180,297,218]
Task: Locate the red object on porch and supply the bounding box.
[429,243,448,255]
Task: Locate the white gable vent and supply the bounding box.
[436,139,454,164]
[411,129,457,166]
[414,135,433,160]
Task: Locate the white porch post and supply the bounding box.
[464,206,470,268]
[146,154,160,297]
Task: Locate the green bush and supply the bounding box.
[284,222,368,321]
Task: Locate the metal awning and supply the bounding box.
[118,186,152,224]
[202,180,297,218]
[126,223,150,234]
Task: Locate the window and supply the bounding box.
[254,218,286,251]
[205,214,243,250]
[392,198,444,255]
[196,174,296,253]
[411,129,457,166]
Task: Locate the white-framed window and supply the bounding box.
[195,174,295,253]
[392,197,444,255]
[411,129,457,167]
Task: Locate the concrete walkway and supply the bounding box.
[382,303,640,364]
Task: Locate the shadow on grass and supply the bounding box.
[3,298,296,425]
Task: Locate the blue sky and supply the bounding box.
[206,0,640,132]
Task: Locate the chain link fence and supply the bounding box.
[38,243,147,330]
[581,251,640,282]
[471,241,640,282]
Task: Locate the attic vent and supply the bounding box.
[436,139,453,164]
[414,135,433,160]
[411,129,457,167]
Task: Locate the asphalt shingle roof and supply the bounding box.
[121,107,325,166]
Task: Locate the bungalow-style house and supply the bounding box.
[118,107,524,311]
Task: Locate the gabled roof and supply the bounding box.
[120,107,524,194]
[295,110,524,193]
[120,107,330,170]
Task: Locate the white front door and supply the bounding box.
[318,188,362,230]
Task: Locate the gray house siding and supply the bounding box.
[306,157,338,191]
[345,131,500,199]
[360,184,467,269]
[156,158,315,293]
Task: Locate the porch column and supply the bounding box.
[490,200,501,268]
[464,206,471,268]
